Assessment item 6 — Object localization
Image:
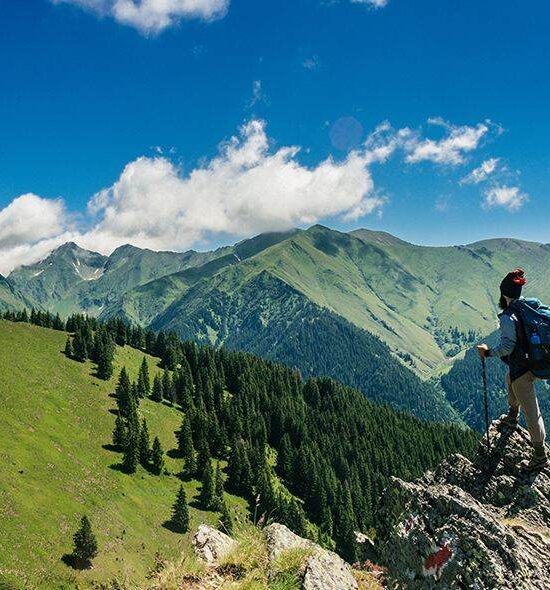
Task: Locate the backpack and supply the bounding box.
[512,298,550,379]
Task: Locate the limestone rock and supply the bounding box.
[192,524,237,566]
[377,421,550,589]
[265,523,358,590]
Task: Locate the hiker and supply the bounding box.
[477,268,548,471]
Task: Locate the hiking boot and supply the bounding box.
[498,414,518,429]
[523,452,548,473]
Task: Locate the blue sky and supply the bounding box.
[1,0,549,272]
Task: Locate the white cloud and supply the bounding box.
[302,56,320,71]
[460,158,500,185]
[483,186,528,212]
[84,119,383,252]
[51,0,229,34]
[351,0,388,7]
[0,194,68,251]
[404,118,490,165]
[0,120,386,273]
[0,116,498,274]
[249,80,266,108]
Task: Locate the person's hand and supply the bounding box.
[477,344,489,358]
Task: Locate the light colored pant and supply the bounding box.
[506,371,546,445]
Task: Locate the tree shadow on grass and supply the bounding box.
[102,443,120,453]
[167,448,182,459]
[108,462,128,473]
[61,553,91,570]
[108,408,119,416]
[161,520,186,534]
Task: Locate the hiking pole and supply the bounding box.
[482,356,490,453]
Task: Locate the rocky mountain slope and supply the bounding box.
[376,421,550,588]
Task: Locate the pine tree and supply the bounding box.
[112,414,126,449]
[151,436,164,475]
[162,369,173,404]
[151,374,163,402]
[219,499,233,535]
[64,336,73,359]
[95,328,115,381]
[72,515,98,565]
[122,427,139,474]
[171,485,189,533]
[116,367,133,417]
[212,462,224,511]
[137,357,151,398]
[199,460,215,509]
[138,418,151,467]
[72,330,88,362]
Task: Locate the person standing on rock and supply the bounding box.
[477,269,548,472]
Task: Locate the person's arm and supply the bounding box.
[487,314,517,358]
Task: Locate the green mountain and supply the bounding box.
[144,225,550,376]
[0,318,477,589]
[8,224,550,425]
[151,269,458,422]
[8,242,228,317]
[0,275,29,312]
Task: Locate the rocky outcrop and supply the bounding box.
[377,420,550,589]
[265,523,358,590]
[192,522,358,589]
[192,524,237,565]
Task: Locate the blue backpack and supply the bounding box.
[512,298,550,379]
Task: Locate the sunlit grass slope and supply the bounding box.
[0,320,246,589]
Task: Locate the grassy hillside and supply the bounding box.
[0,321,246,589]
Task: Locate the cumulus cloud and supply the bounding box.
[0,119,387,273]
[0,194,68,251]
[0,116,496,274]
[460,158,500,185]
[85,119,384,252]
[404,118,491,166]
[51,0,229,34]
[483,186,528,212]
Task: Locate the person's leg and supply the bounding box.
[512,372,546,444]
[511,372,547,470]
[501,372,520,426]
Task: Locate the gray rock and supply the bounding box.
[265,523,358,590]
[192,524,237,566]
[377,421,550,589]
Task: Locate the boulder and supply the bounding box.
[376,421,550,589]
[192,524,237,566]
[265,523,358,590]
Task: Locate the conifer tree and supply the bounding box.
[72,330,88,362]
[112,414,126,449]
[137,357,151,398]
[122,427,139,474]
[151,374,163,402]
[195,438,211,478]
[95,328,115,381]
[72,515,98,566]
[138,418,151,467]
[64,336,73,359]
[116,367,133,417]
[151,436,164,475]
[171,485,189,533]
[212,462,224,511]
[219,499,233,535]
[162,369,173,404]
[199,460,215,509]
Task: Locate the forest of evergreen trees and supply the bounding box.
[2,308,479,561]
